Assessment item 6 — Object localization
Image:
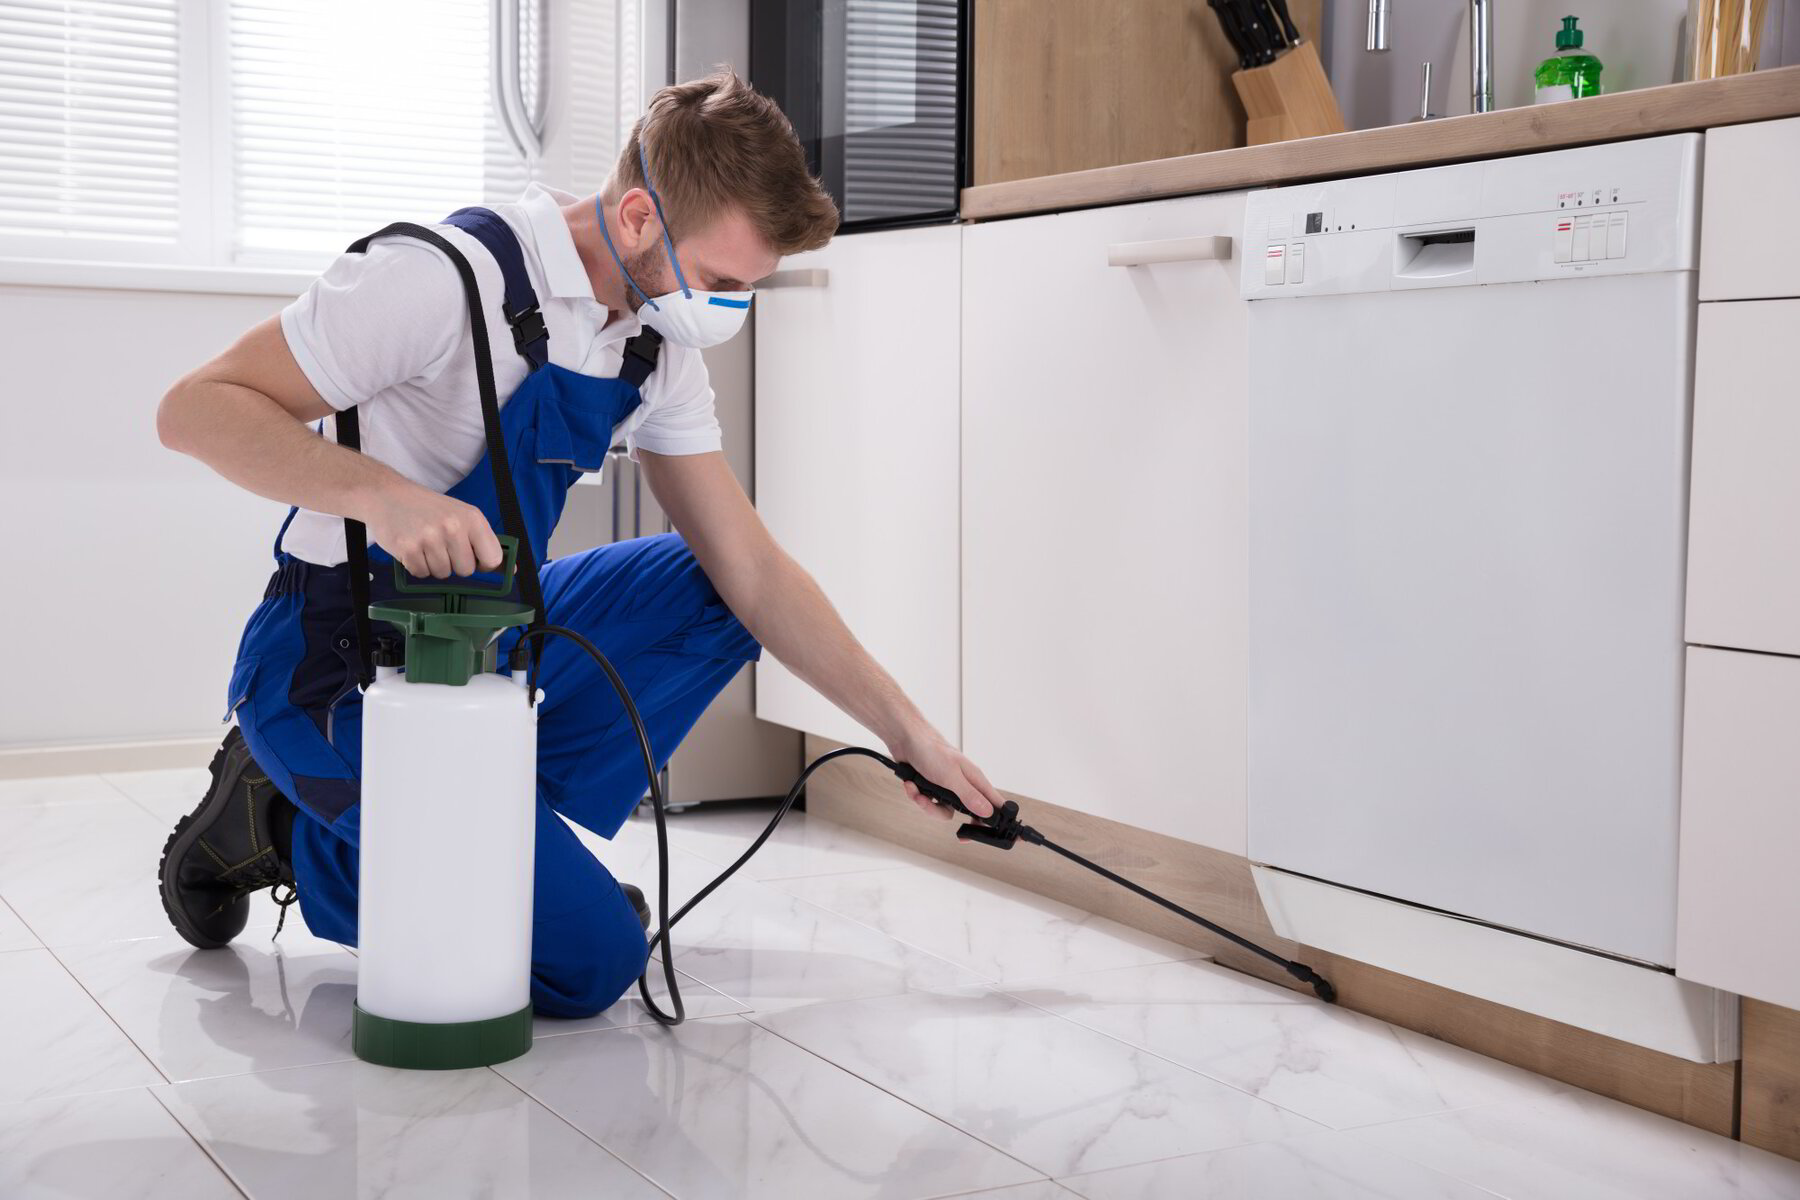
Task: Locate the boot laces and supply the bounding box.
[202,851,299,940]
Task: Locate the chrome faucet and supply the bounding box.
[1367,0,1496,115]
[1469,0,1494,112]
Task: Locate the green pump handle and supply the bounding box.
[368,535,534,686]
[390,534,519,605]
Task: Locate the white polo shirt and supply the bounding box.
[277,182,722,566]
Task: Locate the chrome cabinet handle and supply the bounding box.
[1105,235,1234,267]
[758,268,830,289]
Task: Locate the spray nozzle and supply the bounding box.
[891,761,1023,850]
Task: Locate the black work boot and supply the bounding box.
[158,726,299,949]
[623,882,650,932]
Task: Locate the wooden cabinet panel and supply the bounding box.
[1676,647,1800,1011]
[1686,299,1800,657]
[971,0,1322,186]
[1701,116,1800,301]
[751,225,963,749]
[961,191,1250,853]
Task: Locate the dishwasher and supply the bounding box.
[1242,135,1699,975]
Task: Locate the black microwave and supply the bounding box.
[750,0,968,232]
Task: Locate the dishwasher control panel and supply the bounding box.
[1554,211,1626,262]
[1242,133,1698,299]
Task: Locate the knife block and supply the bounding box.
[1232,41,1346,146]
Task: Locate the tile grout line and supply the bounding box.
[630,853,1001,989]
[776,971,1341,1154]
[739,1011,1052,1186]
[925,1184,1077,1200]
[144,1085,253,1200]
[95,772,175,826]
[763,983,1315,1138]
[985,981,1384,1131]
[1050,1130,1510,1200]
[742,859,946,883]
[974,953,1231,994]
[989,962,1576,1140]
[0,894,47,954]
[996,986,1568,1199]
[749,986,1506,1200]
[43,940,175,1089]
[712,1012,1052,1193]
[483,1065,681,1200]
[752,860,1202,975]
[1326,1087,1585,1138]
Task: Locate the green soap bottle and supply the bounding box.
[1535,17,1603,103]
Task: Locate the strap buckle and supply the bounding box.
[503,302,548,360]
[619,327,664,387]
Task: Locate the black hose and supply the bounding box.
[511,626,1337,1020]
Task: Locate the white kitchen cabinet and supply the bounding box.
[1686,299,1800,657]
[752,224,962,748]
[1700,116,1800,301]
[1677,646,1800,1010]
[961,192,1249,853]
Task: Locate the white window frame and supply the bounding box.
[0,0,648,297]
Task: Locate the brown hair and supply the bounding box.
[606,68,839,256]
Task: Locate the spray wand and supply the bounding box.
[888,759,1336,1002]
[512,631,1337,1026]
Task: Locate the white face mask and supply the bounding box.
[597,142,754,350]
[636,285,753,350]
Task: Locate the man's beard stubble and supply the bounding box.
[622,243,674,312]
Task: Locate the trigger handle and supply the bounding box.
[892,761,974,817]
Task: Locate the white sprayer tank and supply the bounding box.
[352,542,539,1070]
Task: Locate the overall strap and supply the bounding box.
[333,220,549,690]
[334,406,377,691]
[441,205,666,386]
[441,207,550,371]
[619,326,664,389]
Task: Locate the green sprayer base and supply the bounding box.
[353,1001,533,1069]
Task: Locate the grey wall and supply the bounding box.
[0,284,292,750]
[1322,0,1798,130]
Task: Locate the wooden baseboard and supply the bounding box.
[803,734,1748,1143]
[1744,999,1800,1158]
[801,735,1301,988]
[0,736,218,780]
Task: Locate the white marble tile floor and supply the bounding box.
[0,896,41,953]
[3,773,1795,1199]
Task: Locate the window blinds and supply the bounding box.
[227,0,514,263]
[0,0,183,245]
[3,0,597,273]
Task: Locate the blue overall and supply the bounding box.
[225,210,761,1017]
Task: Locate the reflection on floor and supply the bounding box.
[4,769,1798,1199]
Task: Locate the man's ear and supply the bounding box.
[615,188,660,251]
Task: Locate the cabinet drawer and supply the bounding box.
[1686,299,1800,656]
[1676,647,1800,1010]
[1700,117,1800,301]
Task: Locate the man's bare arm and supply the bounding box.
[639,447,1006,821]
[157,316,502,578]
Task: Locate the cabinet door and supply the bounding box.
[753,225,962,747]
[1686,299,1800,657]
[962,192,1249,853]
[1677,647,1800,1010]
[1701,117,1800,301]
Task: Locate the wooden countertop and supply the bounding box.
[961,66,1800,221]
